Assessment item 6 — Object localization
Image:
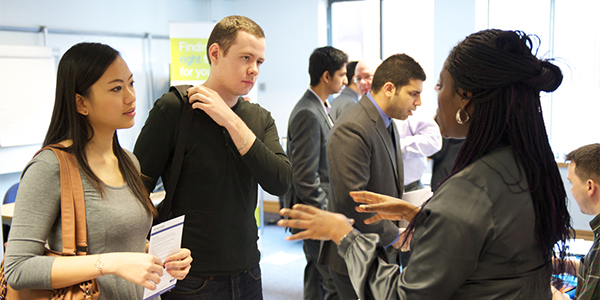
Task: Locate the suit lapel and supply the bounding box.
[305,90,333,129]
[359,97,402,196]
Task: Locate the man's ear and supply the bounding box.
[76,94,88,116]
[207,43,221,65]
[321,71,331,84]
[382,82,396,97]
[587,179,597,197]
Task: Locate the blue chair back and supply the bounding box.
[3,182,19,204]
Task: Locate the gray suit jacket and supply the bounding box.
[285,90,333,212]
[321,95,404,275]
[330,86,360,121]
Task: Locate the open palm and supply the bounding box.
[350,191,420,224]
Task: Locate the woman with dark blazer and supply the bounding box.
[278,29,572,300]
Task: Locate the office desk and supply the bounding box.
[2,203,14,226]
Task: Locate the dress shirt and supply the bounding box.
[309,87,333,127]
[393,117,442,185]
[366,91,392,127]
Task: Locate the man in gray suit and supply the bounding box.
[286,46,348,300]
[321,53,426,300]
[330,61,358,121]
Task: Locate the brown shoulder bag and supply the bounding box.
[0,146,100,300]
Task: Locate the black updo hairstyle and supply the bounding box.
[410,29,571,282]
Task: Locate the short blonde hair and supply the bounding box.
[206,15,265,65]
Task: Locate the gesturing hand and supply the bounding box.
[164,248,193,280]
[350,191,420,224]
[278,204,355,245]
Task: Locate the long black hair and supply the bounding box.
[43,42,156,216]
[407,29,571,275]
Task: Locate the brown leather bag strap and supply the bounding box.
[59,149,88,256]
[64,152,88,255]
[36,145,89,256]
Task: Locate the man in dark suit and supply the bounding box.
[330,61,358,121]
[286,46,348,300]
[321,53,426,300]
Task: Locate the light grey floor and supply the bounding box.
[260,214,304,300]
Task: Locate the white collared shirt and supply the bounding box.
[393,116,442,185]
[309,88,333,127]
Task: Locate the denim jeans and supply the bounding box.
[161,264,263,300]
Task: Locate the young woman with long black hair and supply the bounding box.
[5,42,192,299]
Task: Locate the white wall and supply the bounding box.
[0,0,212,194]
[0,0,211,35]
[0,0,212,148]
[382,0,436,119]
[433,0,477,85]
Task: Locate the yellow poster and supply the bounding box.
[170,38,210,82]
[169,22,215,86]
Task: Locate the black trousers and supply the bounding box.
[303,239,339,300]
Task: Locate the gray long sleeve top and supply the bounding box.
[5,149,152,300]
[338,146,552,299]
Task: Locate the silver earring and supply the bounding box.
[455,108,470,125]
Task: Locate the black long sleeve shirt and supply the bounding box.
[134,92,292,277]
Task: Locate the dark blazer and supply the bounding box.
[430,138,464,191]
[321,95,404,275]
[330,86,360,121]
[285,90,334,211]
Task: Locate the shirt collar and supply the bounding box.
[309,87,331,114]
[366,91,392,128]
[591,214,600,236]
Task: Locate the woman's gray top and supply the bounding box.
[5,149,153,300]
[338,146,551,299]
